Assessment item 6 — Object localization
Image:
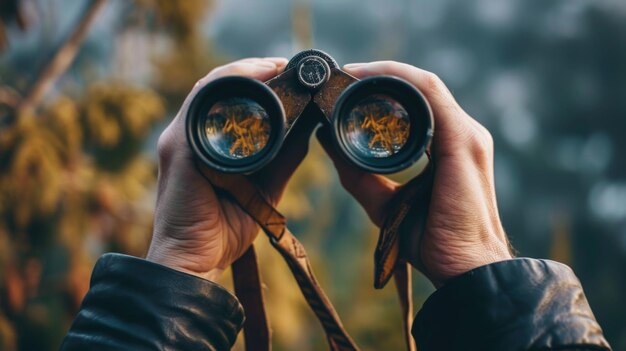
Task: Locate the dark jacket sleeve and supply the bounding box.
[412,258,611,351]
[60,253,244,351]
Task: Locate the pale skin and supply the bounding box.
[147,58,513,287]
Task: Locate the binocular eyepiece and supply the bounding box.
[186,49,433,174]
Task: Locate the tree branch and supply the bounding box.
[17,0,107,113]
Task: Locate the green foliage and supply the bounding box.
[82,84,164,170]
[0,0,433,348]
[0,2,220,349]
[137,0,225,104]
[5,1,623,350]
[0,80,165,348]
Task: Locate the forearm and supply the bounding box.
[412,258,611,351]
[61,253,244,351]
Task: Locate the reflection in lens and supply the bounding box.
[204,98,271,159]
[340,94,410,158]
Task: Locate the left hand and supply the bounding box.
[146,58,315,281]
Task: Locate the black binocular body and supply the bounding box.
[186,49,434,175]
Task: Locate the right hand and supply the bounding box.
[317,61,513,287]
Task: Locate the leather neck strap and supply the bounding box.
[197,156,434,351]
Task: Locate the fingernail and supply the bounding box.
[264,57,288,63]
[343,63,367,69]
[255,62,278,70]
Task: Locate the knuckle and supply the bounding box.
[194,76,206,87]
[194,62,253,90]
[476,123,494,147]
[157,129,175,162]
[219,62,251,75]
[424,72,445,92]
[468,127,493,160]
[209,64,227,75]
[380,60,400,67]
[482,128,494,147]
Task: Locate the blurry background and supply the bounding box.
[0,0,625,350]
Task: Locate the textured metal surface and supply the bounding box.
[265,68,311,129]
[297,55,331,91]
[313,68,358,120]
[286,48,339,70]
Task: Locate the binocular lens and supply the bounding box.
[340,94,410,158]
[333,76,433,174]
[204,98,271,160]
[186,76,286,173]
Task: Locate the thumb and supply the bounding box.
[316,126,399,226]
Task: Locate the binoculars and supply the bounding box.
[185,50,436,350]
[186,49,434,175]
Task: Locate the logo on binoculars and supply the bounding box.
[297,56,329,89]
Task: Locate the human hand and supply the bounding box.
[146,58,315,281]
[317,61,513,287]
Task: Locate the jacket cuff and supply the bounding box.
[62,253,244,350]
[413,258,611,351]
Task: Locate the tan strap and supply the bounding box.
[232,246,271,351]
[374,155,434,288]
[394,262,416,351]
[197,155,432,350]
[270,229,360,350]
[376,156,434,351]
[197,165,359,351]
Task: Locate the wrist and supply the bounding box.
[424,236,513,288]
[146,238,224,281]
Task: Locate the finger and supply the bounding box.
[262,57,289,68]
[316,126,399,226]
[181,60,283,116]
[167,59,290,152]
[343,61,477,157]
[202,60,285,85]
[254,108,319,200]
[229,57,289,71]
[186,59,289,111]
[190,57,288,93]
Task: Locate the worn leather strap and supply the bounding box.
[270,228,360,350]
[232,246,271,350]
[374,155,434,289]
[197,165,359,350]
[394,262,416,351]
[198,154,432,350]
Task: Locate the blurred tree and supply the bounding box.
[0,0,28,50]
[4,0,622,350]
[0,1,206,350]
[0,1,337,350]
[137,0,225,105]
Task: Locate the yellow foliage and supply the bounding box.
[550,214,572,266]
[0,313,16,351]
[278,141,331,219]
[137,0,213,40]
[44,96,82,163]
[83,84,164,148]
[140,0,224,103]
[2,117,64,228]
